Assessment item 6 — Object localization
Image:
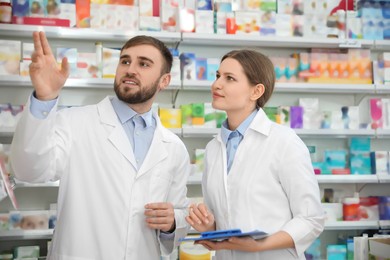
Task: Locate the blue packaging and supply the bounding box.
[379,196,390,220]
[327,244,347,260]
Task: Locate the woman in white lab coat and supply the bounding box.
[11,32,191,259]
[186,49,325,260]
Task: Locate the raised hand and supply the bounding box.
[185,203,215,233]
[30,31,70,100]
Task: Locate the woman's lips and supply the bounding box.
[212,92,224,99]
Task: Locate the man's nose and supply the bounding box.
[126,62,137,74]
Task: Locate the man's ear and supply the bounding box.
[251,83,265,101]
[159,73,171,91]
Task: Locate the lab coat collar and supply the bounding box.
[248,108,272,137]
[97,97,169,178]
[216,108,272,143]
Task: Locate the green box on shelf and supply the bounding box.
[191,103,204,118]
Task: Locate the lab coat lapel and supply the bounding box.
[108,127,137,169]
[97,97,137,169]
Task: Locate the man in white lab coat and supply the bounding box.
[11,32,191,259]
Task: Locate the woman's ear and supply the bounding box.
[251,83,265,101]
[159,73,171,91]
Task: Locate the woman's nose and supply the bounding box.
[211,79,221,90]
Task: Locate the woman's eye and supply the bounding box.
[121,60,130,65]
[227,76,235,81]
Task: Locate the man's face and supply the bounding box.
[114,45,167,105]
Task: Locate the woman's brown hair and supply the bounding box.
[221,49,276,108]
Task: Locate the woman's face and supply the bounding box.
[211,57,256,114]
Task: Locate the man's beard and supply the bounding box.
[114,76,159,104]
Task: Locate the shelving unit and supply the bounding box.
[1,24,389,258]
[0,75,182,90]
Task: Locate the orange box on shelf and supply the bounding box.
[76,0,90,28]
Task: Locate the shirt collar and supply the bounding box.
[111,96,154,127]
[221,109,258,144]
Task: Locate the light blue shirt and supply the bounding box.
[111,97,155,170]
[221,109,258,173]
[30,94,156,170]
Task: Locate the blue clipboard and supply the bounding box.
[179,229,268,242]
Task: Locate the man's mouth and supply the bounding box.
[122,80,138,85]
[122,78,139,85]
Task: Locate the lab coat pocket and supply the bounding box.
[149,172,172,203]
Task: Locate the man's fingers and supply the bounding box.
[145,209,171,217]
[33,31,43,54]
[145,202,172,210]
[61,57,70,77]
[146,216,167,224]
[39,31,53,56]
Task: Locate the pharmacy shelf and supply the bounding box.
[379,220,390,228]
[0,127,14,144]
[182,128,219,138]
[377,174,390,183]
[375,84,390,94]
[187,171,385,185]
[14,180,60,188]
[0,24,380,50]
[0,229,53,240]
[181,33,374,49]
[0,222,385,240]
[182,80,376,94]
[373,40,390,51]
[189,222,384,234]
[0,75,181,90]
[187,172,203,185]
[0,127,14,137]
[376,129,390,139]
[182,80,211,90]
[294,129,376,138]
[324,221,379,230]
[0,24,181,43]
[1,128,385,140]
[276,83,375,94]
[316,175,379,184]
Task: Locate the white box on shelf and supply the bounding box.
[369,237,390,259]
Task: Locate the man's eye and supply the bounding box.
[121,60,130,65]
[140,62,149,67]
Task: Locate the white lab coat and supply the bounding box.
[203,108,325,260]
[10,96,191,260]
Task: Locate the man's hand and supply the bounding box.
[30,31,69,100]
[144,202,175,233]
